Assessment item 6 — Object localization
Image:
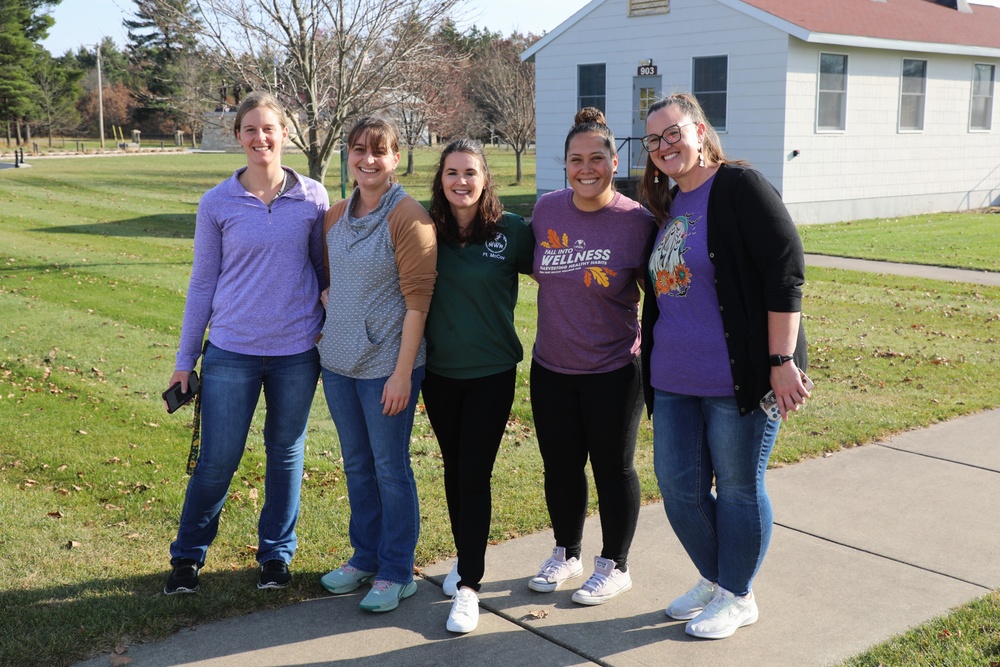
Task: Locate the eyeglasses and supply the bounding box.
[641,123,695,152]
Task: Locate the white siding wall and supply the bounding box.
[783,41,1000,223]
[533,0,789,194]
[534,0,1000,222]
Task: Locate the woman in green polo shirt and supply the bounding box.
[422,138,534,635]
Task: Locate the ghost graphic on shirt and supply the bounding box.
[649,213,696,297]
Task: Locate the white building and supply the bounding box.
[523,0,1000,223]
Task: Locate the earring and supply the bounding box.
[653,170,659,184]
[698,146,705,168]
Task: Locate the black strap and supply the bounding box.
[185,340,209,475]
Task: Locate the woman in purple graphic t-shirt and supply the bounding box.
[526,107,655,606]
[639,92,810,640]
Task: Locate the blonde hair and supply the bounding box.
[232,91,291,139]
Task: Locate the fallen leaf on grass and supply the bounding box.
[47,511,64,519]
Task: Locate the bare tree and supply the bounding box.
[188,0,461,184]
[471,34,537,184]
[393,36,473,175]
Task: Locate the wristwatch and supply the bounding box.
[769,354,794,367]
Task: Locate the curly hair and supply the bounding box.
[564,106,617,160]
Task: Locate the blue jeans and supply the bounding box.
[170,342,320,566]
[652,390,780,596]
[321,366,425,585]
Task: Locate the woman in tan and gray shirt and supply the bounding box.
[315,115,437,613]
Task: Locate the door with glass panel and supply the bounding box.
[632,76,661,170]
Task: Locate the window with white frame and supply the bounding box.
[578,64,606,113]
[818,53,848,131]
[971,63,995,131]
[899,59,927,131]
[692,56,727,131]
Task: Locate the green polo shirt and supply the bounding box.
[425,212,534,379]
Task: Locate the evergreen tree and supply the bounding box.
[0,0,60,143]
[124,0,202,128]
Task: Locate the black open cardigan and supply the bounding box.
[640,163,808,417]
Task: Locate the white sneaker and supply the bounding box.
[527,546,584,592]
[442,560,460,597]
[571,556,632,605]
[685,587,759,639]
[665,577,718,620]
[446,588,480,633]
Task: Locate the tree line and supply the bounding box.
[1,0,537,184]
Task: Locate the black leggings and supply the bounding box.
[530,358,643,569]
[422,367,516,591]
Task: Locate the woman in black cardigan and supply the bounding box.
[639,93,810,640]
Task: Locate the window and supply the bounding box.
[692,56,728,131]
[638,86,656,121]
[818,53,848,131]
[971,63,995,131]
[578,64,606,113]
[899,59,927,131]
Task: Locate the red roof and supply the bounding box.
[739,0,1000,49]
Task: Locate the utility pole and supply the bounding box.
[96,44,105,149]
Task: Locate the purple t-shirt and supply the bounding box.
[648,174,735,396]
[531,189,654,374]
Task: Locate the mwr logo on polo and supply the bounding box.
[485,233,508,255]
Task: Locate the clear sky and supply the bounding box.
[40,0,589,56]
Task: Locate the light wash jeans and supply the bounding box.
[652,389,780,596]
[321,366,425,584]
[170,342,320,567]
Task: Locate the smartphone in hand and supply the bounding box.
[760,370,814,421]
[163,371,199,414]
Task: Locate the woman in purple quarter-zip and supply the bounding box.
[163,91,329,596]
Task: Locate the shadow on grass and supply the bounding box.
[34,214,197,240]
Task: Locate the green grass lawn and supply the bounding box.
[1,152,998,666]
[798,210,1000,272]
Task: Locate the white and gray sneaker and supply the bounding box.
[527,546,584,592]
[442,560,460,597]
[665,577,718,620]
[685,587,759,639]
[571,556,632,605]
[446,588,480,634]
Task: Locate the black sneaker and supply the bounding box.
[164,558,201,595]
[258,560,291,589]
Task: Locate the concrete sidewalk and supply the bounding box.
[76,408,1000,667]
[805,253,1000,286]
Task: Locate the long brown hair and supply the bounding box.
[638,93,748,222]
[428,138,504,245]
